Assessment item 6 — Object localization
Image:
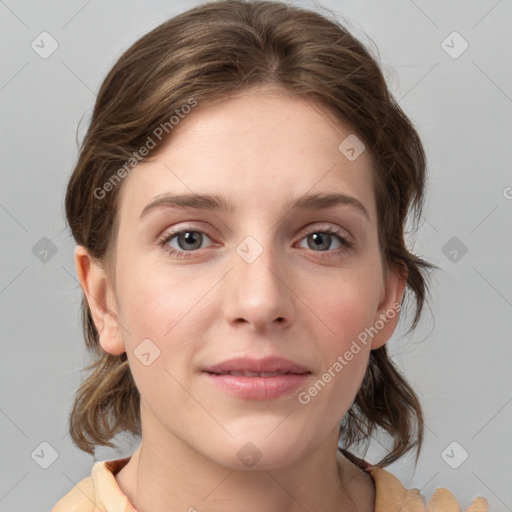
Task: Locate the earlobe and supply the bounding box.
[74,245,126,356]
[370,263,408,350]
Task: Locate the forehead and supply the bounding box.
[117,87,376,223]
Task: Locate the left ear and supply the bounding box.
[370,262,407,350]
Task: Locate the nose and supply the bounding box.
[223,237,295,332]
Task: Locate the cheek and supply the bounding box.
[115,266,200,417]
[299,266,380,402]
[114,257,219,388]
[112,259,183,370]
[296,283,375,424]
[316,290,373,389]
[116,254,201,338]
[309,267,381,347]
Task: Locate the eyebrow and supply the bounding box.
[139,192,370,221]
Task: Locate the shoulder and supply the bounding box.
[52,474,98,512]
[369,468,490,512]
[52,457,134,512]
[338,449,490,512]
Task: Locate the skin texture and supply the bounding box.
[75,85,406,512]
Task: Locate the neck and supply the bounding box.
[117,443,367,512]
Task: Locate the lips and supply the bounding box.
[202,356,311,400]
[213,371,290,377]
[203,356,310,376]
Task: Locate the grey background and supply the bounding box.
[1,0,511,510]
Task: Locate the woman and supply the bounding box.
[53,1,489,510]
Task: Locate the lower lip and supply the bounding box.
[203,372,310,400]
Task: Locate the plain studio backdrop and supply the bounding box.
[0,0,511,510]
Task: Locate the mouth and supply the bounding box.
[202,356,311,400]
[203,355,310,375]
[205,370,309,377]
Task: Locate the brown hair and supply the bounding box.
[65,0,438,468]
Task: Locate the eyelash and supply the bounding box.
[157,225,353,260]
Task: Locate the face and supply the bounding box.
[78,85,405,471]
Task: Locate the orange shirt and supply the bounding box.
[52,450,489,511]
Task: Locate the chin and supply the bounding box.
[206,427,312,472]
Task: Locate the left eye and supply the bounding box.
[297,229,350,252]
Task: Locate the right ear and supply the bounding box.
[74,245,126,356]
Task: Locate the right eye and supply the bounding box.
[158,229,214,259]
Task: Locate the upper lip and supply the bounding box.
[203,356,310,375]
